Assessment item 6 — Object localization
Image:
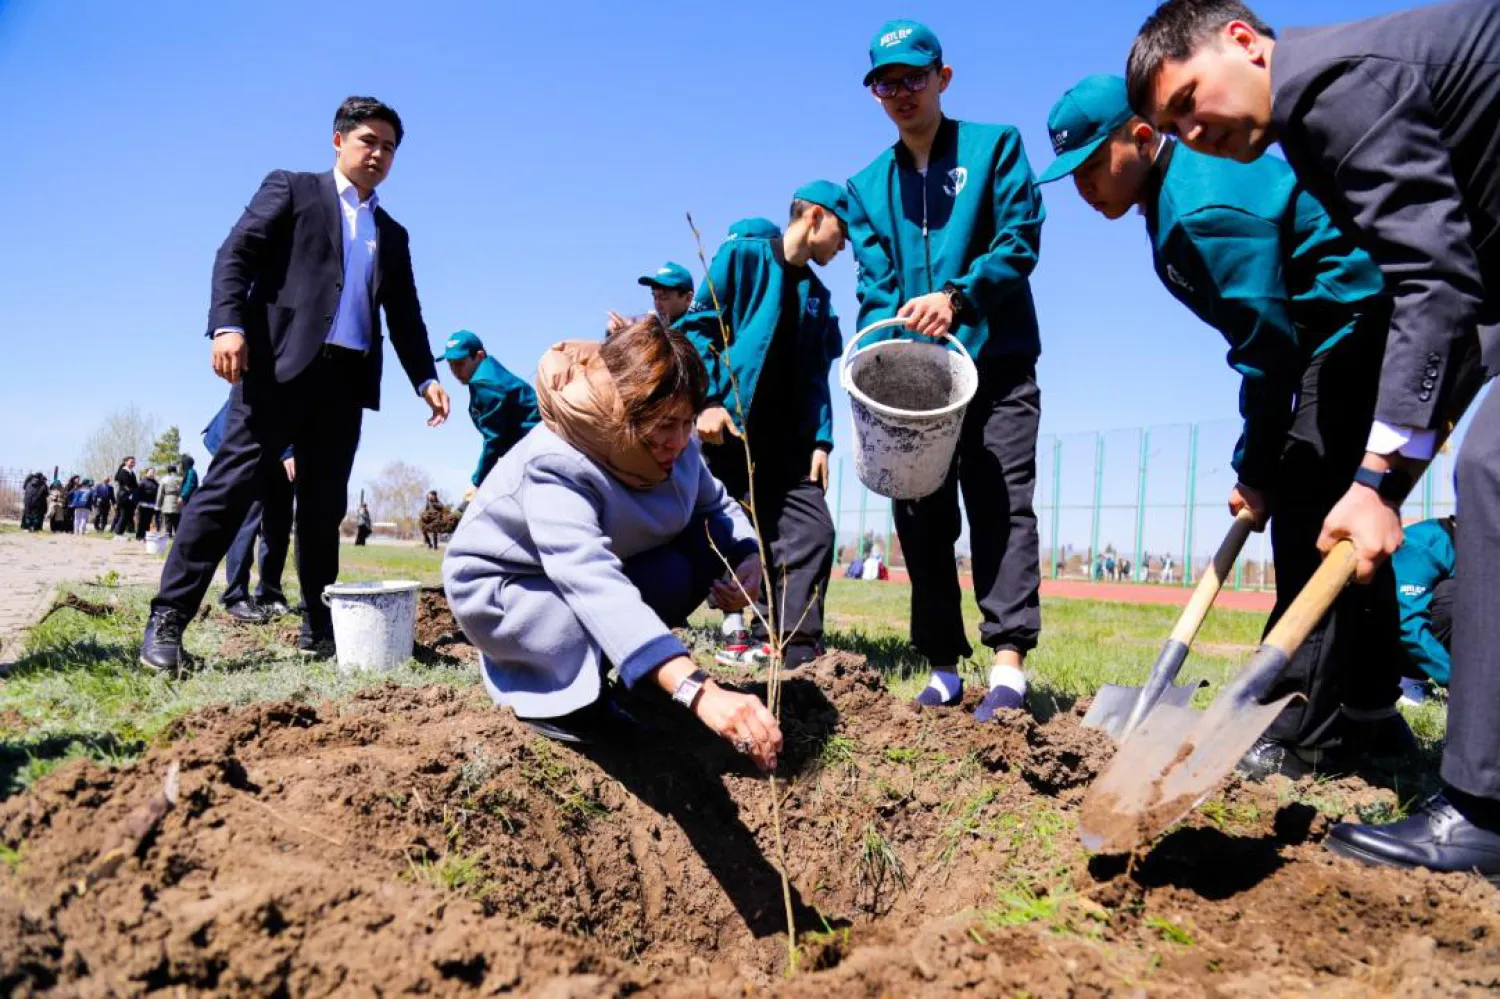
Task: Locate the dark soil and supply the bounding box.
[2,653,1497,997]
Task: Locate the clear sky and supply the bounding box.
[0,0,1445,554]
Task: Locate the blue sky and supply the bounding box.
[0,0,1446,555]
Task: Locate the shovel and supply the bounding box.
[1079,539,1355,852]
[1081,509,1257,741]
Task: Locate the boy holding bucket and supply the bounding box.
[678,183,847,670]
[845,19,1046,719]
[1037,73,1410,778]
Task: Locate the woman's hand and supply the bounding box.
[711,554,763,611]
[694,683,782,772]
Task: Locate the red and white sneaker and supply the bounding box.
[714,634,771,668]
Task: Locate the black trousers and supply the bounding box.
[1260,336,1402,747]
[153,350,363,634]
[705,443,835,649]
[1444,375,1500,797]
[134,505,157,540]
[221,463,294,608]
[111,500,136,536]
[896,361,1042,665]
[92,502,111,532]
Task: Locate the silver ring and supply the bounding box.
[733,737,752,754]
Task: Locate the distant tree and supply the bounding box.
[369,461,430,538]
[77,405,158,481]
[148,426,182,470]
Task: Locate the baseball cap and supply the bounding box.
[863,19,942,86]
[435,329,484,362]
[638,261,694,293]
[792,180,850,227]
[1038,74,1136,184]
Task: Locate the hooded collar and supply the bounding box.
[534,341,668,490]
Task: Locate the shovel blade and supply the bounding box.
[1078,693,1297,853]
[1080,679,1207,741]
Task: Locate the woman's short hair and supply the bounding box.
[600,314,709,436]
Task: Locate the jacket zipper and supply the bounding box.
[921,167,933,294]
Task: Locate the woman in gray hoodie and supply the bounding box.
[443,317,782,771]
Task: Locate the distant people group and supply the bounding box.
[18,455,197,539]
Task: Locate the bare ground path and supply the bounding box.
[0,532,161,666]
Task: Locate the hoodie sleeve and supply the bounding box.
[524,455,688,688]
[846,180,902,329]
[945,128,1045,315]
[813,310,843,451]
[679,241,740,408]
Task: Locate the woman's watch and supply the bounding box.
[672,669,710,710]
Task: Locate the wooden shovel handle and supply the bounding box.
[1262,539,1357,654]
[1167,509,1257,645]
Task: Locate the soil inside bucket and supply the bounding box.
[851,346,958,412]
[4,652,1498,997]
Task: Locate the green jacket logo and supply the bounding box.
[944,167,967,197]
[1166,263,1195,295]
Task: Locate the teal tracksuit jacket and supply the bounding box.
[1144,142,1389,489]
[845,117,1045,361]
[678,219,842,452]
[468,355,541,487]
[1391,516,1456,686]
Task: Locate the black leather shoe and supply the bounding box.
[140,608,188,671]
[1236,737,1319,782]
[1326,790,1500,883]
[224,599,267,623]
[258,599,292,619]
[296,629,335,658]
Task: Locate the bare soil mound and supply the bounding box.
[3,653,1497,997]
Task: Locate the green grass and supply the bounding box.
[0,543,1449,806]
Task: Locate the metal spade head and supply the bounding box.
[1080,678,1208,742]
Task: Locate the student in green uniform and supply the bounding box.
[608,261,695,335]
[845,19,1046,721]
[1391,514,1456,694]
[678,181,846,670]
[1038,73,1410,776]
[435,330,542,488]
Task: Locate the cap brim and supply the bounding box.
[863,57,930,86]
[434,349,468,362]
[1037,137,1107,184]
[639,277,690,292]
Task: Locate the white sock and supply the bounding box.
[721,612,744,636]
[987,663,1027,695]
[926,670,962,701]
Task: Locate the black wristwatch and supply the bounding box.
[1352,464,1415,505]
[941,283,969,321]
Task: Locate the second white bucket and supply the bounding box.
[143,531,171,556]
[841,318,979,500]
[321,580,421,673]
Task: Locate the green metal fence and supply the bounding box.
[831,417,1462,589]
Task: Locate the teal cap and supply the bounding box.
[1038,74,1135,184]
[863,19,942,86]
[792,180,850,227]
[638,261,694,293]
[728,217,781,239]
[435,328,484,362]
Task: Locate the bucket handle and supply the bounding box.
[840,317,975,392]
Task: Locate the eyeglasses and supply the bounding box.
[871,68,934,100]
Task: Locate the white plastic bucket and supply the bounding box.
[840,318,979,500]
[143,531,170,556]
[321,580,421,673]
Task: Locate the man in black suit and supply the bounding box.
[141,95,450,667]
[1127,0,1500,878]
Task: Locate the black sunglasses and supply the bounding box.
[871,67,935,100]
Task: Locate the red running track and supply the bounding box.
[881,567,1275,613]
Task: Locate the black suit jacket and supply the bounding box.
[114,466,138,500]
[1271,0,1500,430]
[207,169,438,411]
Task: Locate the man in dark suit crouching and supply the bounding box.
[142,95,450,668]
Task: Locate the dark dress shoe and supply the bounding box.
[1326,790,1500,884]
[140,608,188,671]
[225,600,267,623]
[1236,737,1319,782]
[296,626,336,658]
